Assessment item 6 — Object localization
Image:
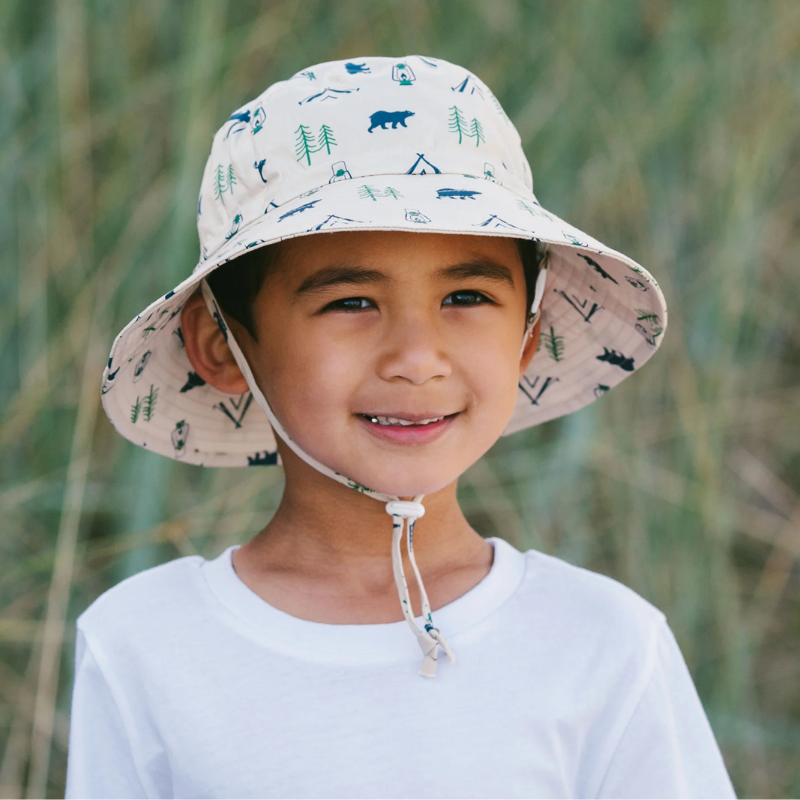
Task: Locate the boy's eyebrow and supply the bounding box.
[294,265,391,296]
[293,259,516,297]
[438,259,516,288]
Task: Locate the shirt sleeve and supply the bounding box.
[596,617,737,799]
[65,627,150,799]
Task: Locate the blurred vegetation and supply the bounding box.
[1,0,799,796]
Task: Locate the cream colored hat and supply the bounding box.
[101,55,667,677]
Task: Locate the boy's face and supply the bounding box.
[186,230,540,498]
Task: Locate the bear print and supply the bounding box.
[368,110,415,132]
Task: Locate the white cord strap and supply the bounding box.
[386,500,455,677]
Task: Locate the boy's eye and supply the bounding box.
[323,297,375,312]
[442,290,491,306]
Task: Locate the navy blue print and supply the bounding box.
[451,75,484,97]
[300,87,360,104]
[368,110,415,132]
[224,110,251,139]
[597,348,635,371]
[519,375,559,405]
[625,275,649,291]
[278,199,322,221]
[254,159,268,183]
[308,214,366,231]
[248,450,280,466]
[578,253,618,285]
[437,188,481,199]
[473,215,528,231]
[407,153,441,174]
[180,372,206,393]
[555,289,603,323]
[214,393,253,428]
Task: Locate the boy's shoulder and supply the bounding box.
[76,552,210,643]
[519,544,667,655]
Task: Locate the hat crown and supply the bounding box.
[196,55,534,263]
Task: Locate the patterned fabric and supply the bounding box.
[101,54,666,468]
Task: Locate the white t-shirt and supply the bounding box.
[65,536,735,799]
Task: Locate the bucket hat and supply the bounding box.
[101,55,667,677]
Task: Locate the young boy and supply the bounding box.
[66,55,736,798]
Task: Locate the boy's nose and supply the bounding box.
[375,313,452,386]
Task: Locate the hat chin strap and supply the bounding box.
[200,266,547,677]
[200,278,453,677]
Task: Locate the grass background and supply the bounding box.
[2,0,799,796]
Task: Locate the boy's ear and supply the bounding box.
[181,292,250,395]
[519,317,542,377]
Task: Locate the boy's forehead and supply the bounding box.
[275,230,523,276]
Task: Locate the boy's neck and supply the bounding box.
[231,444,493,622]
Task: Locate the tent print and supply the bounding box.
[406,153,441,174]
[308,215,367,231]
[473,215,530,232]
[451,75,485,97]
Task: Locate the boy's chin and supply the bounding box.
[340,467,458,500]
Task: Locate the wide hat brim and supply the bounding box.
[101,172,666,467]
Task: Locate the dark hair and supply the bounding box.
[206,237,547,340]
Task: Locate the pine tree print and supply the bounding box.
[226,164,236,195]
[383,187,403,199]
[543,326,564,362]
[468,117,485,146]
[315,124,337,155]
[358,185,381,201]
[635,309,660,325]
[295,124,317,165]
[347,478,374,494]
[213,164,228,206]
[143,384,158,421]
[130,397,142,424]
[448,105,468,144]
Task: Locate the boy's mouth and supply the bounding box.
[355,411,461,445]
[358,413,458,427]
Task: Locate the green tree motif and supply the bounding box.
[543,326,565,362]
[295,124,316,165]
[226,165,236,195]
[315,124,337,155]
[213,164,229,206]
[346,478,374,494]
[448,105,467,144]
[468,117,485,146]
[358,185,381,201]
[130,397,142,424]
[486,87,511,124]
[143,384,158,422]
[635,310,661,325]
[517,200,553,221]
[383,187,404,199]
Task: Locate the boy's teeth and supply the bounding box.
[367,415,444,426]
